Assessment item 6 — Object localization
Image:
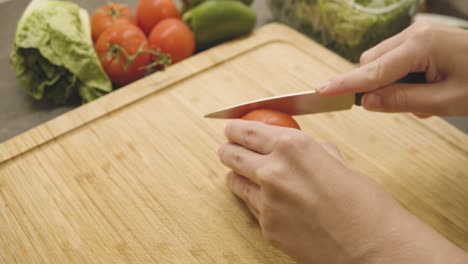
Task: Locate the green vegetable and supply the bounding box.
[267,0,419,62]
[183,0,257,50]
[10,0,112,104]
[182,0,253,13]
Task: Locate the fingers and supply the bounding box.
[224,120,284,154]
[318,40,426,96]
[360,29,407,65]
[226,171,261,214]
[218,143,265,184]
[362,82,449,114]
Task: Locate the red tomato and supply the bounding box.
[137,0,180,36]
[91,3,137,42]
[95,24,152,87]
[242,109,301,130]
[148,18,195,64]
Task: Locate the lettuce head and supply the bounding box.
[10,0,112,104]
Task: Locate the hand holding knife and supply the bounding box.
[205,72,426,119]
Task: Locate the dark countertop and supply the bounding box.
[1,0,466,143]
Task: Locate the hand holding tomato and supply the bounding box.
[218,119,468,263]
[91,3,137,42]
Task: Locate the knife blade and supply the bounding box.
[205,92,362,119]
[204,72,426,119]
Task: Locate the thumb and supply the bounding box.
[362,82,449,114]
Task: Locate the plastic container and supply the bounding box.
[267,0,420,62]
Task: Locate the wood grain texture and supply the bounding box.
[1,23,467,263]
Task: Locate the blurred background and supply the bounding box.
[1,0,467,143]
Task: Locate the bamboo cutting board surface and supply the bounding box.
[1,24,468,263]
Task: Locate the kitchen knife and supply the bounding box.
[204,72,426,119]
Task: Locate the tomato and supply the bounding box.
[148,18,195,64]
[241,109,301,130]
[137,0,180,36]
[91,3,137,42]
[95,24,152,87]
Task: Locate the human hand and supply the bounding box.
[218,120,468,264]
[318,22,468,117]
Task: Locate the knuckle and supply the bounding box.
[275,133,308,152]
[255,166,275,184]
[385,87,409,111]
[255,166,270,182]
[275,134,294,150]
[255,165,284,188]
[241,127,257,148]
[415,20,434,31]
[412,21,436,43]
[334,77,347,90]
[365,61,384,87]
[220,145,242,165]
[360,50,372,65]
[233,153,243,166]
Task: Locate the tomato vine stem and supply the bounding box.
[108,42,172,73]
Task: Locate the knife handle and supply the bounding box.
[355,93,365,106]
[354,72,427,106]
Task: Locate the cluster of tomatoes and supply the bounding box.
[91,0,195,87]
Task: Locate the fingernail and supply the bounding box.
[363,93,382,109]
[317,80,331,93]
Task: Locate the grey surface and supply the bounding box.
[0,0,466,143]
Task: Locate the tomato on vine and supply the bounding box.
[95,24,155,87]
[137,0,180,35]
[91,3,137,42]
[148,18,195,64]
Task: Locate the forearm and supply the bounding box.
[364,204,468,264]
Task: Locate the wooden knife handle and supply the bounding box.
[355,72,427,106]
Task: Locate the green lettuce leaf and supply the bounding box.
[10,0,112,104]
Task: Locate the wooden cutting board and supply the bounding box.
[1,24,467,263]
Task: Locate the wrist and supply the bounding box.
[358,201,468,264]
